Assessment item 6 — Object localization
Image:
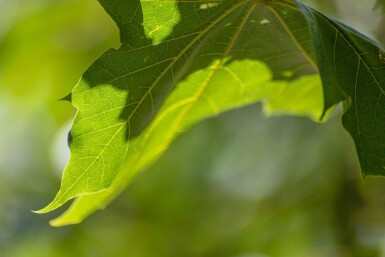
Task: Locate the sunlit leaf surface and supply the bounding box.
[37,0,327,225]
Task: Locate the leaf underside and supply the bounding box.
[36,0,385,226]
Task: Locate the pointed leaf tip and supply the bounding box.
[59,92,72,102]
[33,204,57,214]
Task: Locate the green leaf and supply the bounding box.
[263,74,323,121]
[297,1,385,177]
[37,0,324,225]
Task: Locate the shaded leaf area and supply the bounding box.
[298,2,385,176]
[37,0,324,224]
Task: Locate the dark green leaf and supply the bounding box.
[297,1,385,177]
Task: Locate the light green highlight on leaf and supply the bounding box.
[263,74,323,121]
[142,1,181,44]
[49,59,320,226]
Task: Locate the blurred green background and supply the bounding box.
[1,0,385,256]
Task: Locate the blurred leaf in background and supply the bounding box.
[0,0,118,254]
[1,0,385,256]
[374,0,385,12]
